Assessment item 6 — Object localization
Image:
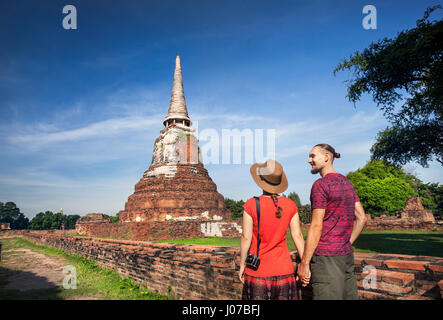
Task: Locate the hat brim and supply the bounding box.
[250,162,288,194]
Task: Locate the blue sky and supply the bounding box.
[1,0,442,218]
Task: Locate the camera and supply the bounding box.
[245,254,260,270]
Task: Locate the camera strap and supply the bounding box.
[254,196,261,256]
[254,197,261,257]
[246,196,261,257]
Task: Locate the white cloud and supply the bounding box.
[8,115,162,148]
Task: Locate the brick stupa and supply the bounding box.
[119,56,231,223]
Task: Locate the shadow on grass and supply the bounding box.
[0,266,64,300]
[353,232,443,257]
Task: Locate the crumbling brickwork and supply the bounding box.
[1,230,442,300]
[75,219,242,240]
[364,197,441,230]
[119,163,230,223]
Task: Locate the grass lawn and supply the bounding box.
[0,238,173,300]
[156,229,443,257]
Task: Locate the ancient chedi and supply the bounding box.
[119,56,231,223]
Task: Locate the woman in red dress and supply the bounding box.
[239,159,305,300]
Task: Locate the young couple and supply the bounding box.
[239,143,368,300]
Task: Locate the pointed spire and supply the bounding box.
[164,56,191,127]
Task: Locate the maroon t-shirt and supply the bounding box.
[310,172,359,256]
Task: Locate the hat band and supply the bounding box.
[259,174,281,186]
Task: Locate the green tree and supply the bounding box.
[0,201,29,229]
[29,211,67,230]
[334,6,443,167]
[298,204,312,225]
[224,198,245,219]
[110,212,120,223]
[282,192,311,224]
[63,214,81,229]
[345,160,442,217]
[411,180,442,217]
[284,192,302,208]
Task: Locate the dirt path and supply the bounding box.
[0,240,101,299]
[1,247,68,291]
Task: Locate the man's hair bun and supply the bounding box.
[314,143,341,161]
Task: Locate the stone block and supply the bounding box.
[384,260,428,271]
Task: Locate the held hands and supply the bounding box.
[297,262,311,287]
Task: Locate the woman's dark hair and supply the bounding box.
[314,143,341,160]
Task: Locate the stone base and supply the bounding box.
[119,163,231,222]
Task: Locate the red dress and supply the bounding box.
[242,196,299,300]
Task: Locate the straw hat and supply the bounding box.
[250,159,288,194]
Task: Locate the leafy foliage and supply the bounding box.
[110,212,120,223]
[283,192,311,224]
[64,214,81,229]
[29,211,80,230]
[0,202,29,230]
[284,192,301,208]
[334,6,443,166]
[298,204,312,225]
[224,198,245,219]
[346,160,441,217]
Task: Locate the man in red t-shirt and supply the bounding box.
[297,144,368,300]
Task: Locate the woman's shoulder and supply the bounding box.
[277,196,295,204]
[243,197,259,215]
[277,196,298,210]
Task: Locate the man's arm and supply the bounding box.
[297,208,325,286]
[350,202,367,245]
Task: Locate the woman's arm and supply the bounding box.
[289,212,305,260]
[239,210,253,283]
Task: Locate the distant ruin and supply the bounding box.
[365,197,439,230]
[0,222,11,230]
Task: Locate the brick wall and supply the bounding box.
[1,230,442,300]
[75,220,242,241]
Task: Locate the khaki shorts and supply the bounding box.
[310,252,358,300]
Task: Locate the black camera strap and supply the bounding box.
[255,196,261,256]
[247,196,261,256]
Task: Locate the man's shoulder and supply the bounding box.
[323,172,353,183]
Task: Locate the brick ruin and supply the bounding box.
[365,197,440,230]
[76,56,241,240]
[0,223,11,230]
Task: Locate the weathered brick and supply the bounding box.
[399,294,433,300]
[210,261,232,268]
[376,281,413,295]
[377,270,415,286]
[428,264,443,273]
[384,260,428,271]
[364,258,384,268]
[358,290,391,300]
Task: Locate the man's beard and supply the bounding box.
[311,166,320,174]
